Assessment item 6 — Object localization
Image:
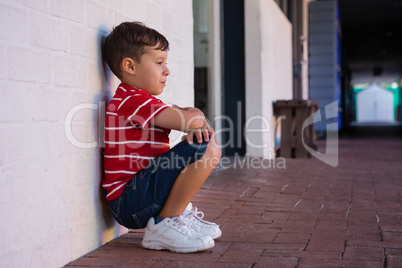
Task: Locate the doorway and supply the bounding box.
[355,84,395,123]
[222,0,246,156]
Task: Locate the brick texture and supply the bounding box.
[66,136,402,267]
[0,1,194,267]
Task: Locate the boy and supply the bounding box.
[102,22,222,253]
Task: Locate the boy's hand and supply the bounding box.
[182,120,214,144]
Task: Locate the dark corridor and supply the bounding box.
[338,0,402,126]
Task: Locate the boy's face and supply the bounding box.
[132,46,170,95]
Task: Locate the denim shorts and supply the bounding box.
[109,139,209,229]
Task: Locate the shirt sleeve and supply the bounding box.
[116,93,168,130]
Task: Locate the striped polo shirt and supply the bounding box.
[103,83,170,201]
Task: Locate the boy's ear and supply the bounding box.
[121,57,136,74]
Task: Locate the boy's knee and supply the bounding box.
[205,137,221,160]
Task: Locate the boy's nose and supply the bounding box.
[164,66,170,76]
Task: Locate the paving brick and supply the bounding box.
[383,231,402,243]
[281,221,317,233]
[261,244,307,254]
[67,256,127,267]
[293,199,325,212]
[239,224,279,243]
[299,259,384,268]
[219,222,252,242]
[254,256,300,268]
[272,193,302,206]
[378,213,402,230]
[317,212,346,221]
[347,235,382,246]
[151,260,247,268]
[314,220,347,232]
[252,189,282,200]
[376,201,402,214]
[342,246,384,262]
[119,260,157,267]
[297,254,343,267]
[273,232,311,245]
[260,211,291,227]
[236,205,266,215]
[386,255,402,268]
[306,232,346,253]
[217,243,264,264]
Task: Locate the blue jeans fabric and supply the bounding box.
[109,139,209,229]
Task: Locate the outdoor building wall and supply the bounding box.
[245,0,292,158]
[0,0,194,267]
[308,0,342,131]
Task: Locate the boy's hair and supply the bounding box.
[103,21,169,79]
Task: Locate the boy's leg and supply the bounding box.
[112,136,220,230]
[158,136,221,218]
[141,137,221,253]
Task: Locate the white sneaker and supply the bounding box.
[181,203,222,239]
[142,216,215,253]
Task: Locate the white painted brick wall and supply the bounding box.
[8,46,51,83]
[0,4,27,43]
[30,13,70,52]
[51,0,86,23]
[0,0,194,267]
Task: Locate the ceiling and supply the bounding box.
[338,0,402,84]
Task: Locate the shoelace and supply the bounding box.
[182,206,216,225]
[169,215,193,235]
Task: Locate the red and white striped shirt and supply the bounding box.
[103,83,170,201]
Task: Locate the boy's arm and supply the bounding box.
[171,105,197,112]
[151,105,205,131]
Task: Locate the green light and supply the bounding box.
[391,82,398,89]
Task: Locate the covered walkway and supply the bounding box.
[67,125,402,267]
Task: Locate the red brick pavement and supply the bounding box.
[66,136,402,267]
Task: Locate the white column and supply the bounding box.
[245,0,293,158]
[208,0,223,146]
